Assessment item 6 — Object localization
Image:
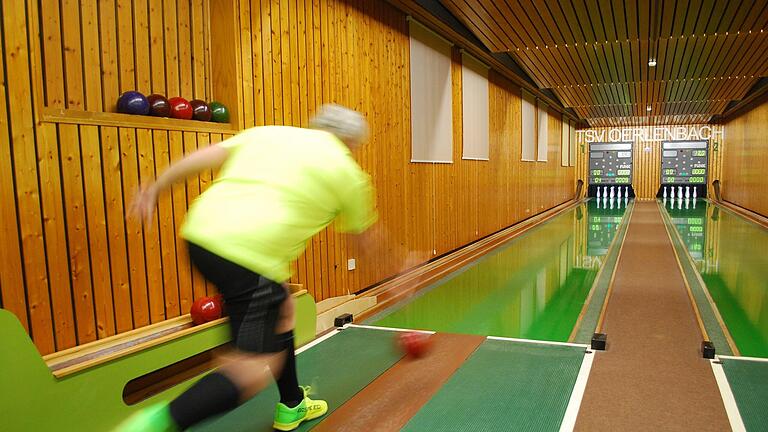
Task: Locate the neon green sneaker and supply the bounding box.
[113,403,178,432]
[273,386,328,431]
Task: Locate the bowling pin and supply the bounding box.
[618,187,622,199]
[685,186,690,199]
[693,187,697,199]
[693,198,697,209]
[662,196,667,206]
[685,198,689,209]
[625,187,629,198]
[597,187,601,198]
[678,186,683,198]
[596,198,601,209]
[663,186,667,198]
[610,198,614,209]
[610,186,615,198]
[671,187,675,199]
[603,186,608,198]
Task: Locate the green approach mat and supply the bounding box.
[720,359,768,432]
[192,327,403,431]
[401,339,586,431]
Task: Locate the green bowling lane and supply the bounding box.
[662,199,768,357]
[370,199,630,341]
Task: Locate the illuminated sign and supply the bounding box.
[579,126,723,143]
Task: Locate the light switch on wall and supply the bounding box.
[347,258,356,270]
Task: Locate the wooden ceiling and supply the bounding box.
[439,0,768,126]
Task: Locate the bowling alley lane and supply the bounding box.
[660,198,768,358]
[368,199,631,342]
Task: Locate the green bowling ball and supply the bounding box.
[209,101,230,123]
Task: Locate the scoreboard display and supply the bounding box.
[661,141,708,185]
[588,143,633,186]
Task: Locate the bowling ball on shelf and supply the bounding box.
[396,332,432,359]
[190,296,223,325]
[209,101,230,123]
[168,97,193,120]
[147,94,171,117]
[116,91,150,115]
[190,99,212,121]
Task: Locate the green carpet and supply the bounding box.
[401,339,586,431]
[192,327,403,431]
[721,358,768,432]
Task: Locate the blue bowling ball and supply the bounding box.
[117,91,150,115]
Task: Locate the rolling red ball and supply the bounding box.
[396,332,432,358]
[168,96,193,120]
[190,99,212,121]
[190,296,223,325]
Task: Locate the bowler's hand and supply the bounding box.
[131,183,159,224]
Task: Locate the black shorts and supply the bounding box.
[187,242,288,353]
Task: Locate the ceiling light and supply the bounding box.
[646,106,652,112]
[648,59,657,67]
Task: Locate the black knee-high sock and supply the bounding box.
[169,372,241,429]
[274,331,303,407]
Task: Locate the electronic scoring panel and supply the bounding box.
[588,142,633,186]
[660,141,708,185]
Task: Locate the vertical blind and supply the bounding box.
[409,19,453,163]
[461,52,489,160]
[537,100,549,162]
[521,90,536,161]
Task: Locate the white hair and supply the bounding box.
[309,104,368,144]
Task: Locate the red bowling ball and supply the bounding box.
[168,96,193,120]
[190,296,223,325]
[396,332,432,358]
[190,99,212,121]
[147,94,171,117]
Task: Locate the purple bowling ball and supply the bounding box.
[117,91,150,115]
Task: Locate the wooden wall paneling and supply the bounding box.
[119,128,150,328]
[722,100,768,215]
[148,0,166,95]
[39,0,65,108]
[171,131,192,312]
[98,0,119,112]
[164,0,181,98]
[239,0,256,127]
[80,2,102,110]
[132,0,151,94]
[188,133,208,301]
[192,0,208,99]
[81,125,117,339]
[0,5,29,331]
[178,0,194,99]
[55,124,91,349]
[100,126,134,333]
[116,0,136,95]
[136,129,165,323]
[38,123,81,348]
[152,130,181,318]
[61,0,84,109]
[209,0,242,128]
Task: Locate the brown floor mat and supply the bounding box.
[574,202,729,431]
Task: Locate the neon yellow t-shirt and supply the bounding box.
[181,126,377,282]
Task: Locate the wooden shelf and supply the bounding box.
[41,107,238,134]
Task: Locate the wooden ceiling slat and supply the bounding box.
[638,0,651,40]
[693,0,717,36]
[572,0,599,43]
[556,0,586,44]
[715,0,743,35]
[434,0,768,126]
[515,0,558,47]
[451,0,512,51]
[683,0,703,36]
[729,0,760,34]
